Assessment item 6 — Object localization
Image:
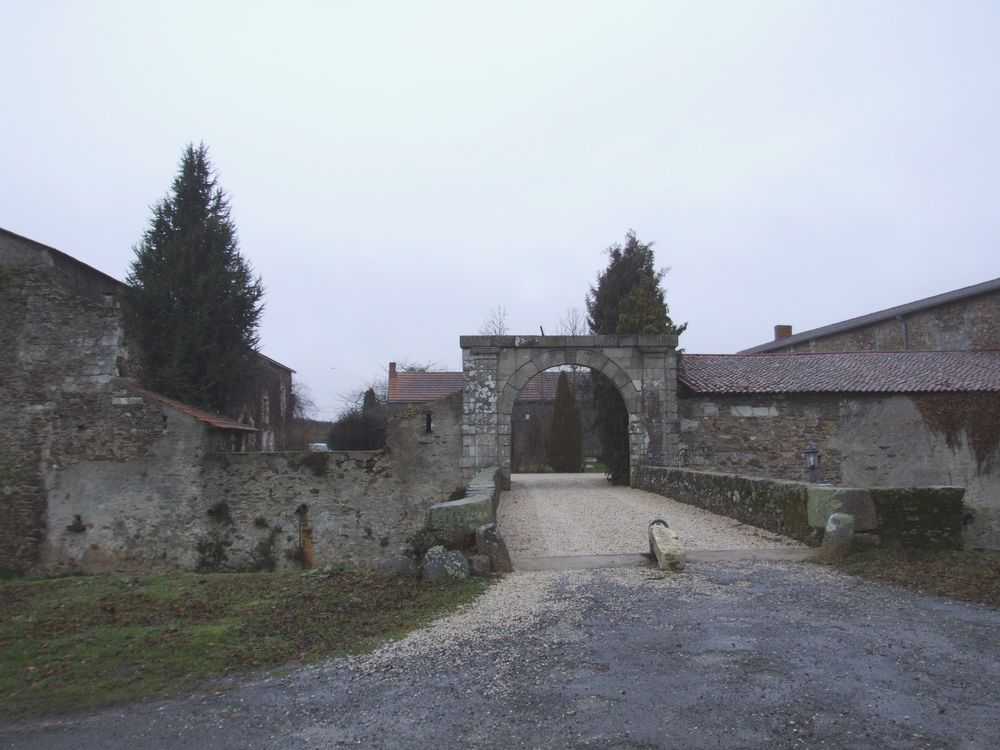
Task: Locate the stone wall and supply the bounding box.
[1,263,126,572]
[637,466,966,550]
[679,392,844,483]
[770,288,1000,352]
[35,392,465,575]
[678,392,1000,548]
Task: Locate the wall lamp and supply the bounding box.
[803,443,820,483]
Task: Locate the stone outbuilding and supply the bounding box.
[677,350,1000,548]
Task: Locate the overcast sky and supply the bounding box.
[2,1,998,418]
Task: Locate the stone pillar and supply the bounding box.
[461,344,500,484]
[639,345,673,469]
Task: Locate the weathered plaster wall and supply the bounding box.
[678,392,1000,548]
[35,393,465,575]
[39,403,210,574]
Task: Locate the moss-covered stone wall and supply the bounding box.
[637,467,967,550]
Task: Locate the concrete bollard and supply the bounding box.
[820,512,855,561]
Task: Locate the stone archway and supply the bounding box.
[460,335,679,488]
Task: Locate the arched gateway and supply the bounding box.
[460,335,679,489]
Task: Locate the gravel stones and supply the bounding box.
[498,474,805,558]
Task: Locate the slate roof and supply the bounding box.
[121,381,257,431]
[679,351,1000,394]
[386,370,591,403]
[740,277,1000,353]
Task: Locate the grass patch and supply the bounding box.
[813,548,1000,608]
[0,569,487,719]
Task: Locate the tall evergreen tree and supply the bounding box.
[547,371,583,473]
[124,143,264,413]
[585,231,685,484]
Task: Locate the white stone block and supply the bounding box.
[649,522,686,571]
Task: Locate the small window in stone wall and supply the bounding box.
[262,393,270,427]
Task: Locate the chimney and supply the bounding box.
[388,362,397,378]
[774,325,793,341]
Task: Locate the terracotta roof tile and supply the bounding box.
[121,381,257,431]
[679,351,1000,394]
[387,372,464,402]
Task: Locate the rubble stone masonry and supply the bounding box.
[1,264,130,571]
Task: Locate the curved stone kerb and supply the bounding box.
[497,349,641,417]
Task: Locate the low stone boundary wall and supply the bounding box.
[427,467,499,547]
[636,466,965,549]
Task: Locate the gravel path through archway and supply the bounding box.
[498,473,804,557]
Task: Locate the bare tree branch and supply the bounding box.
[479,305,509,336]
[558,306,588,336]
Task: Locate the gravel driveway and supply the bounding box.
[499,473,803,558]
[5,562,998,749]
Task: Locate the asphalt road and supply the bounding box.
[3,560,998,749]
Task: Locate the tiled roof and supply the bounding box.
[387,372,464,403]
[121,381,257,431]
[679,351,1000,394]
[386,370,592,403]
[517,371,591,400]
[740,277,1000,353]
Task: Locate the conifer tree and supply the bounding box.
[547,371,583,473]
[124,144,264,413]
[585,231,685,484]
[362,387,380,416]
